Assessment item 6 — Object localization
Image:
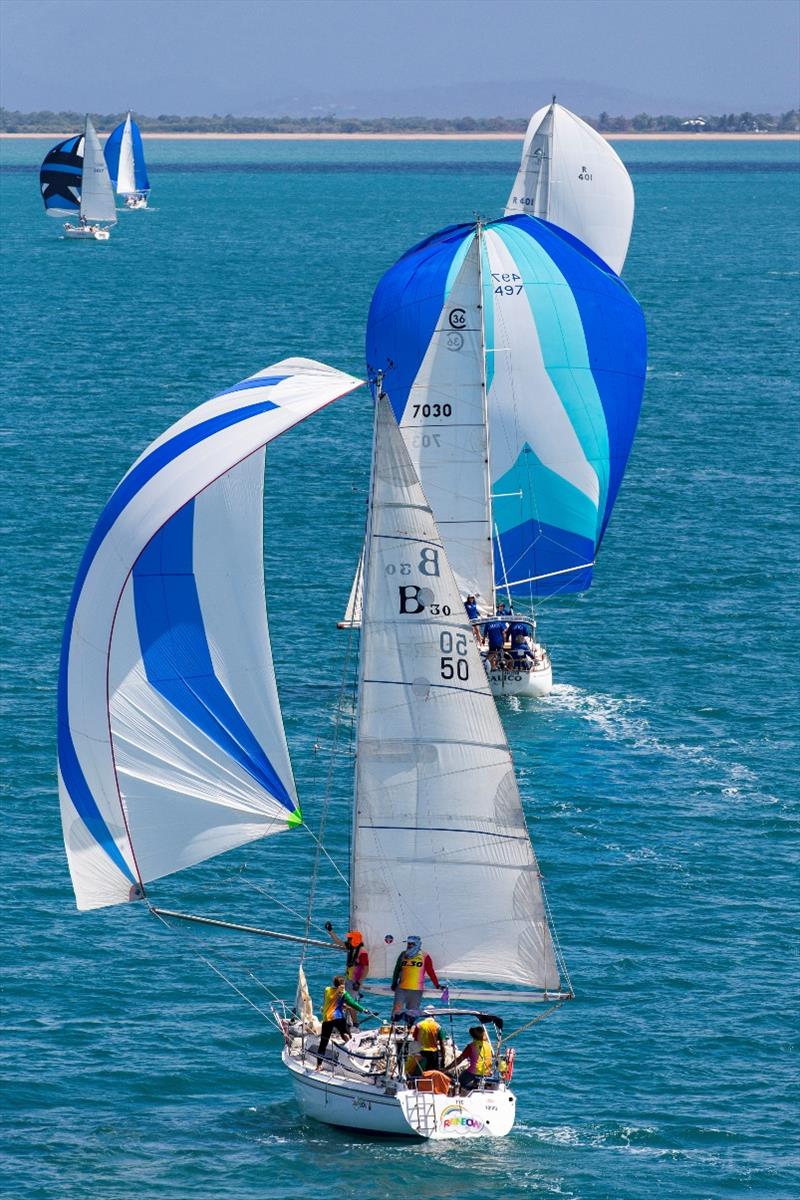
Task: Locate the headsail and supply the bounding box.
[105,112,150,196]
[80,117,117,225]
[366,216,647,602]
[350,396,561,991]
[40,134,83,217]
[58,358,362,911]
[505,101,635,275]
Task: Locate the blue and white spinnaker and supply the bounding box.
[58,359,362,911]
[366,215,647,605]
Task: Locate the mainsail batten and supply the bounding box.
[58,359,362,911]
[351,397,560,990]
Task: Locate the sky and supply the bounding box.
[1,0,798,116]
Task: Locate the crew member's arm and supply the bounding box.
[423,954,441,989]
[391,953,404,990]
[343,989,369,1014]
[323,921,346,950]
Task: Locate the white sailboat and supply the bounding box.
[63,116,118,240]
[104,112,151,208]
[279,394,571,1138]
[505,98,635,275]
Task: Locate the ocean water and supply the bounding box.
[1,137,798,1200]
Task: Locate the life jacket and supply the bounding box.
[466,1038,494,1076]
[398,951,426,989]
[415,1017,440,1051]
[346,944,368,982]
[322,985,345,1022]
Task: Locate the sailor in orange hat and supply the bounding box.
[324,923,369,997]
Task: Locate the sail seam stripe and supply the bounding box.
[374,534,442,548]
[363,678,492,696]
[358,824,530,842]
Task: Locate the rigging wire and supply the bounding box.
[149,905,283,1022]
[301,617,359,961]
[503,1001,565,1044]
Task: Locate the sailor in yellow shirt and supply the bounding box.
[390,935,443,1016]
[315,975,368,1070]
[451,1025,495,1091]
[405,1006,445,1076]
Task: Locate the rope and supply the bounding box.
[149,905,284,1022]
[301,619,359,959]
[230,867,335,937]
[503,1002,564,1043]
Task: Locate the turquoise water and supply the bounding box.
[2,138,798,1199]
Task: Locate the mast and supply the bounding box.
[475,219,496,613]
[348,371,382,923]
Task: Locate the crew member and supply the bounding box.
[409,1007,445,1074]
[391,936,443,1016]
[324,923,369,994]
[315,975,368,1070]
[483,615,508,670]
[451,1024,495,1091]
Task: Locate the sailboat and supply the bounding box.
[280,393,572,1138]
[505,98,635,275]
[40,116,117,240]
[104,112,150,208]
[361,215,647,698]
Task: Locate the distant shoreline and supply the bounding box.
[2,131,798,142]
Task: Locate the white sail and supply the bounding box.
[350,396,560,991]
[505,101,634,274]
[58,359,362,911]
[80,116,117,224]
[398,237,494,608]
[116,112,137,196]
[338,547,364,628]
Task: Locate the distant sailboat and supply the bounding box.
[505,99,635,275]
[362,215,647,697]
[104,112,150,208]
[40,116,117,240]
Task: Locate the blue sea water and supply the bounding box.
[1,136,798,1199]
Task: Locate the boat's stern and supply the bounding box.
[398,1085,516,1139]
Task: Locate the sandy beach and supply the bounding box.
[2,131,798,141]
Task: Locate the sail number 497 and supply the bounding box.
[492,272,523,295]
[440,630,469,681]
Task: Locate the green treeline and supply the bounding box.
[2,107,798,134]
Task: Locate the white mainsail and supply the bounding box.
[350,396,560,991]
[116,112,137,196]
[398,237,494,609]
[80,116,117,225]
[505,101,634,274]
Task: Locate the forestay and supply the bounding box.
[104,112,150,196]
[80,117,117,225]
[350,396,560,991]
[505,101,635,275]
[366,216,647,602]
[40,134,84,216]
[58,358,362,911]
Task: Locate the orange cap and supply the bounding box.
[346,930,364,946]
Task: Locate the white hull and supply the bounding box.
[64,223,110,241]
[487,661,553,698]
[283,1048,515,1139]
[123,194,148,209]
